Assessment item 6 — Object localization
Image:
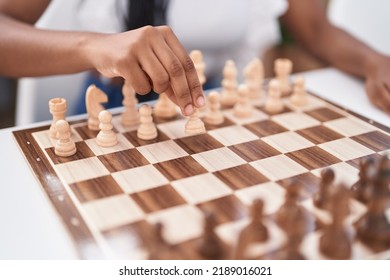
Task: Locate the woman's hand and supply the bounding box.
[87,25,205,116]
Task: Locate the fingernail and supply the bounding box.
[184,104,194,116]
[196,96,205,107]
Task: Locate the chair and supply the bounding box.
[327,0,390,56]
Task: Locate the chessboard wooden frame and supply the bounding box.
[12,90,390,259]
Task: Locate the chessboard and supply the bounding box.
[12,58,390,260]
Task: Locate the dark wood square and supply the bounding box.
[202,117,235,131]
[174,133,224,154]
[286,146,341,170]
[305,107,345,122]
[346,153,383,169]
[154,156,208,181]
[46,141,95,164]
[213,164,268,190]
[276,172,321,200]
[123,129,170,147]
[351,131,390,152]
[98,148,149,172]
[69,175,124,203]
[130,185,186,214]
[229,139,281,162]
[244,120,288,137]
[296,125,344,144]
[197,195,247,225]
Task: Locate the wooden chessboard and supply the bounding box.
[13,88,390,260]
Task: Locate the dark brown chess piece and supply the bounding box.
[313,168,335,210]
[198,211,225,260]
[351,158,375,203]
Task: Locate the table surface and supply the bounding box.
[1,68,389,259]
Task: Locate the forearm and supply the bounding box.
[0,13,98,77]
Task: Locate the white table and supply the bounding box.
[0,68,389,259]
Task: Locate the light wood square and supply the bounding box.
[207,125,259,146]
[85,134,134,156]
[54,157,110,184]
[171,173,232,204]
[111,115,138,133]
[82,194,144,231]
[286,95,326,112]
[235,182,286,215]
[318,138,375,161]
[32,127,82,149]
[156,118,187,139]
[112,165,169,193]
[271,111,321,131]
[224,108,268,125]
[136,140,188,164]
[191,147,247,172]
[311,162,360,187]
[323,117,377,137]
[146,204,204,244]
[250,155,308,181]
[262,131,315,153]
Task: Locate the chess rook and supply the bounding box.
[137,104,158,140]
[96,110,118,147]
[54,120,76,157]
[49,98,67,139]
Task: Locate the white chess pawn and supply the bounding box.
[54,120,76,157]
[121,81,139,126]
[204,91,224,125]
[96,110,118,147]
[220,60,238,107]
[290,76,308,107]
[185,108,206,136]
[265,79,284,114]
[234,84,253,118]
[244,58,264,99]
[49,98,67,139]
[153,92,178,119]
[274,58,292,96]
[137,104,158,140]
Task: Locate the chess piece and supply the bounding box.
[153,92,178,119]
[351,158,375,203]
[220,60,238,107]
[319,184,352,259]
[235,199,268,259]
[96,110,118,147]
[121,81,139,126]
[204,91,224,125]
[137,104,158,140]
[54,120,76,157]
[86,84,108,131]
[274,58,292,96]
[49,98,67,139]
[313,168,335,210]
[264,79,284,114]
[198,211,224,260]
[148,222,175,260]
[234,84,253,118]
[290,76,308,106]
[190,50,206,86]
[244,58,264,99]
[185,108,206,136]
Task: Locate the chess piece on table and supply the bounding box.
[234,84,253,118]
[96,110,118,147]
[185,108,206,136]
[198,211,224,260]
[49,98,67,139]
[244,58,264,99]
[153,92,178,119]
[290,76,308,106]
[190,50,206,86]
[137,104,158,140]
[235,199,269,259]
[54,120,76,157]
[121,81,139,126]
[148,222,175,260]
[313,168,335,210]
[220,60,238,107]
[86,84,108,131]
[274,58,292,96]
[264,79,284,114]
[351,158,375,203]
[319,184,352,259]
[204,91,224,125]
